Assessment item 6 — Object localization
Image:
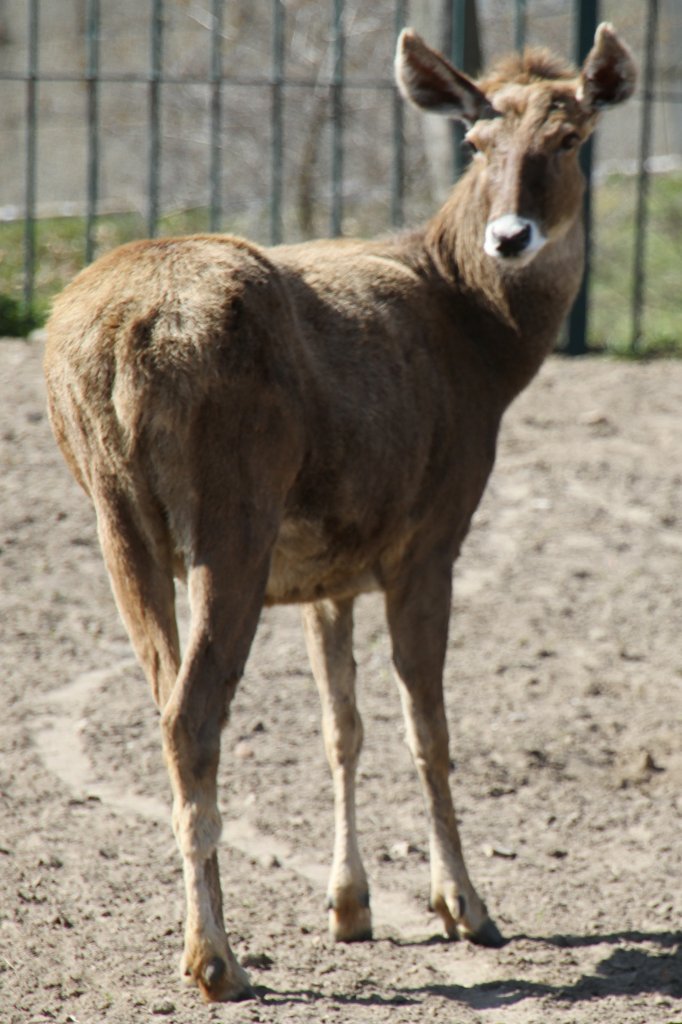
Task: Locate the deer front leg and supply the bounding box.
[302,598,372,942]
[386,563,504,947]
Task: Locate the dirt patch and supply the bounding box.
[1,337,681,1024]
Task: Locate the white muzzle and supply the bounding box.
[484,214,546,263]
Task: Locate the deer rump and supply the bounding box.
[44,24,636,1003]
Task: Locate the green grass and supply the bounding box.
[1,172,681,354]
[0,208,213,334]
[0,293,42,336]
[590,171,682,357]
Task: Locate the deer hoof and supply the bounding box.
[198,957,253,1003]
[202,956,226,988]
[183,951,253,1003]
[466,916,506,948]
[327,891,373,942]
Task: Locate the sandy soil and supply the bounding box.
[1,336,681,1024]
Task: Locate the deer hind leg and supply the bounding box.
[93,484,181,709]
[302,598,372,942]
[160,529,276,1003]
[95,471,274,1000]
[89,485,243,994]
[385,563,504,948]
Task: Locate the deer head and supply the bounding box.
[396,23,636,267]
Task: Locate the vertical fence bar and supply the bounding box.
[451,0,466,182]
[330,0,345,237]
[209,0,223,232]
[566,0,598,356]
[515,0,528,52]
[270,0,285,244]
[450,0,481,182]
[148,0,164,237]
[391,0,407,228]
[85,0,101,264]
[631,0,659,352]
[24,0,39,311]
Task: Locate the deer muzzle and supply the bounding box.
[484,214,546,263]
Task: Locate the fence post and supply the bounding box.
[148,0,164,238]
[514,0,527,53]
[450,0,481,182]
[631,0,659,352]
[24,0,39,312]
[209,0,223,233]
[85,0,101,264]
[270,0,286,244]
[330,0,345,237]
[566,0,598,356]
[391,0,407,228]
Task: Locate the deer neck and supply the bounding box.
[423,169,585,399]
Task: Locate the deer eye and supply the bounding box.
[560,131,581,151]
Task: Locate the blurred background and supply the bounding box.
[0,0,679,354]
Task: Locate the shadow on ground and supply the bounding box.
[254,930,682,1011]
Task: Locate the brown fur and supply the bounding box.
[481,47,577,93]
[44,24,636,1003]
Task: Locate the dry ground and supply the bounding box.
[1,337,680,1024]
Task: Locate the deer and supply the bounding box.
[43,23,636,1002]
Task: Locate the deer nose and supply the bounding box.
[484,214,540,260]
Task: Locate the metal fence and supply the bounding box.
[9,0,411,306]
[0,0,678,353]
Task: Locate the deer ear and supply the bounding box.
[395,28,493,126]
[578,22,637,109]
